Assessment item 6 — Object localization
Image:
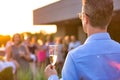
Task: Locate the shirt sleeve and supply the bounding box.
[62,52,79,80]
[48,75,59,80]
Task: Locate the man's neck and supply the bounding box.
[87,25,107,37]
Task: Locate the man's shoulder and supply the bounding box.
[68,44,89,58]
[68,41,120,60]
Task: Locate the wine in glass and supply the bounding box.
[49,45,58,66]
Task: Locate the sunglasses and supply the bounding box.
[78,12,89,20]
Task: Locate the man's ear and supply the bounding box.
[84,14,89,24]
[82,13,89,33]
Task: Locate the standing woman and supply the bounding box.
[6,33,32,80]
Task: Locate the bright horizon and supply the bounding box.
[0,0,60,36]
[0,25,57,36]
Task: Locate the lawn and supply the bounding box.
[17,65,47,80]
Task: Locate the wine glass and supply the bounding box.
[49,45,58,66]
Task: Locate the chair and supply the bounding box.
[0,67,14,80]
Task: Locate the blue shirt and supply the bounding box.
[49,32,120,80]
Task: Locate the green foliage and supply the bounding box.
[17,70,32,80]
[35,67,47,80]
[17,66,47,80]
[0,32,55,47]
[0,35,10,47]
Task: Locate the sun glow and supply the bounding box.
[0,0,60,36]
[0,25,57,36]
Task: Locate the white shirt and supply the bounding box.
[0,61,16,74]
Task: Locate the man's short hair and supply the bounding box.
[82,0,113,29]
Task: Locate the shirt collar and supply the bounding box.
[84,32,111,44]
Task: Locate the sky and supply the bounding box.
[0,0,60,36]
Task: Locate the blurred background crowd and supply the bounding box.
[0,0,120,80]
[0,32,81,80]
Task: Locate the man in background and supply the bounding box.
[68,35,81,51]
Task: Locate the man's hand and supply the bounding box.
[44,64,58,79]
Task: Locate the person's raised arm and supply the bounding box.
[45,51,79,80]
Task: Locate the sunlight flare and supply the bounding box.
[0,0,60,36]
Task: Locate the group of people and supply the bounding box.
[1,0,120,80]
[1,32,81,80]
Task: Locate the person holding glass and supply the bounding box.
[45,0,120,80]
